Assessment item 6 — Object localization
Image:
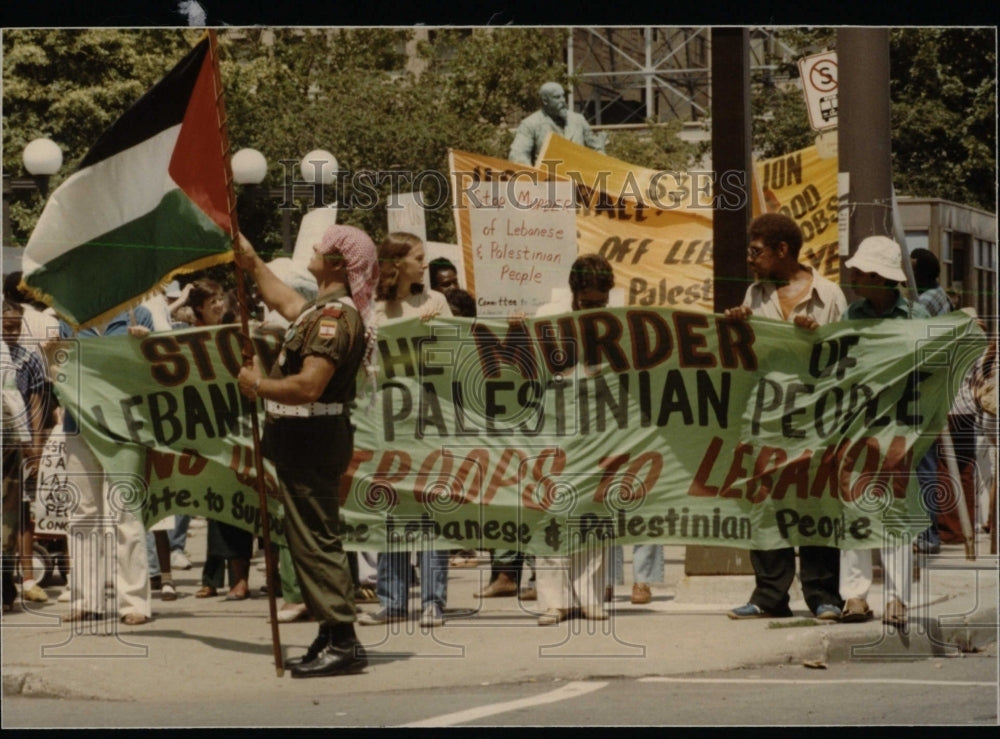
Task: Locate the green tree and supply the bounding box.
[889,27,996,211]
[222,27,584,251]
[3,29,199,246]
[605,119,701,172]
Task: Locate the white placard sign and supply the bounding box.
[387,191,427,244]
[465,179,577,316]
[32,434,71,537]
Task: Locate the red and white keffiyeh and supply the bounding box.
[318,224,380,400]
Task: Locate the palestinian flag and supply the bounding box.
[21,35,233,329]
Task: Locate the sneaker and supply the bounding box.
[727,603,792,620]
[170,550,193,570]
[815,604,842,621]
[841,597,873,623]
[22,584,49,603]
[161,583,177,601]
[57,588,72,603]
[357,608,406,626]
[419,604,444,628]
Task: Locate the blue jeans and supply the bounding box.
[610,545,664,584]
[377,549,448,614]
[146,531,161,578]
[916,441,941,547]
[168,515,190,552]
[149,517,189,577]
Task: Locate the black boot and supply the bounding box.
[284,623,330,669]
[289,622,368,679]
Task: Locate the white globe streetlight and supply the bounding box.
[299,149,338,185]
[231,147,268,185]
[22,137,63,176]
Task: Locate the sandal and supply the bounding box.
[881,598,907,628]
[195,586,218,598]
[354,586,379,604]
[538,608,569,626]
[121,613,150,625]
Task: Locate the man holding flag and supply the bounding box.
[235,225,379,678]
[17,34,280,640]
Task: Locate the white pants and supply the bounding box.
[65,434,150,617]
[976,433,997,530]
[536,546,606,611]
[840,543,912,606]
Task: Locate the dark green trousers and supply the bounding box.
[276,451,356,625]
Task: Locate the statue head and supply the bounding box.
[539,82,568,122]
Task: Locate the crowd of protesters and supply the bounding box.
[2,212,996,679]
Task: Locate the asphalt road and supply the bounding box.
[5,644,996,728]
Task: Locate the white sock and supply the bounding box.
[22,579,38,591]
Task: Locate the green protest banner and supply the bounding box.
[51,309,985,553]
[51,324,288,541]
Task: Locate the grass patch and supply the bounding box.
[767,618,822,629]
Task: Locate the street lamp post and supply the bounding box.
[3,137,63,250]
[231,147,338,255]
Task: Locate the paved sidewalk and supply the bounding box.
[3,534,996,703]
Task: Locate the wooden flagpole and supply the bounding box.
[207,29,284,677]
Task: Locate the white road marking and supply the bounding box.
[399,680,609,727]
[640,677,996,687]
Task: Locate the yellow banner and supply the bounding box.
[753,145,840,281]
[450,140,717,314]
[450,139,839,312]
[538,135,715,312]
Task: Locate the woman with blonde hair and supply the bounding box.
[358,232,452,628]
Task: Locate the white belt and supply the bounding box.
[265,400,345,418]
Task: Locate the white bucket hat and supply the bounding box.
[844,235,907,282]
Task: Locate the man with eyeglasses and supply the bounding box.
[726,213,848,621]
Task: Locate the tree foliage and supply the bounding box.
[605,119,702,172]
[3,26,994,260]
[889,27,996,211]
[3,29,200,246]
[747,27,996,211]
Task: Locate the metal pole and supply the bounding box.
[2,176,12,247]
[645,27,654,120]
[208,29,284,677]
[710,27,753,314]
[836,28,894,298]
[685,27,756,578]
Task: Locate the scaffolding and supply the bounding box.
[567,27,800,128]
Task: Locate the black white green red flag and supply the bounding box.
[21,35,233,329]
